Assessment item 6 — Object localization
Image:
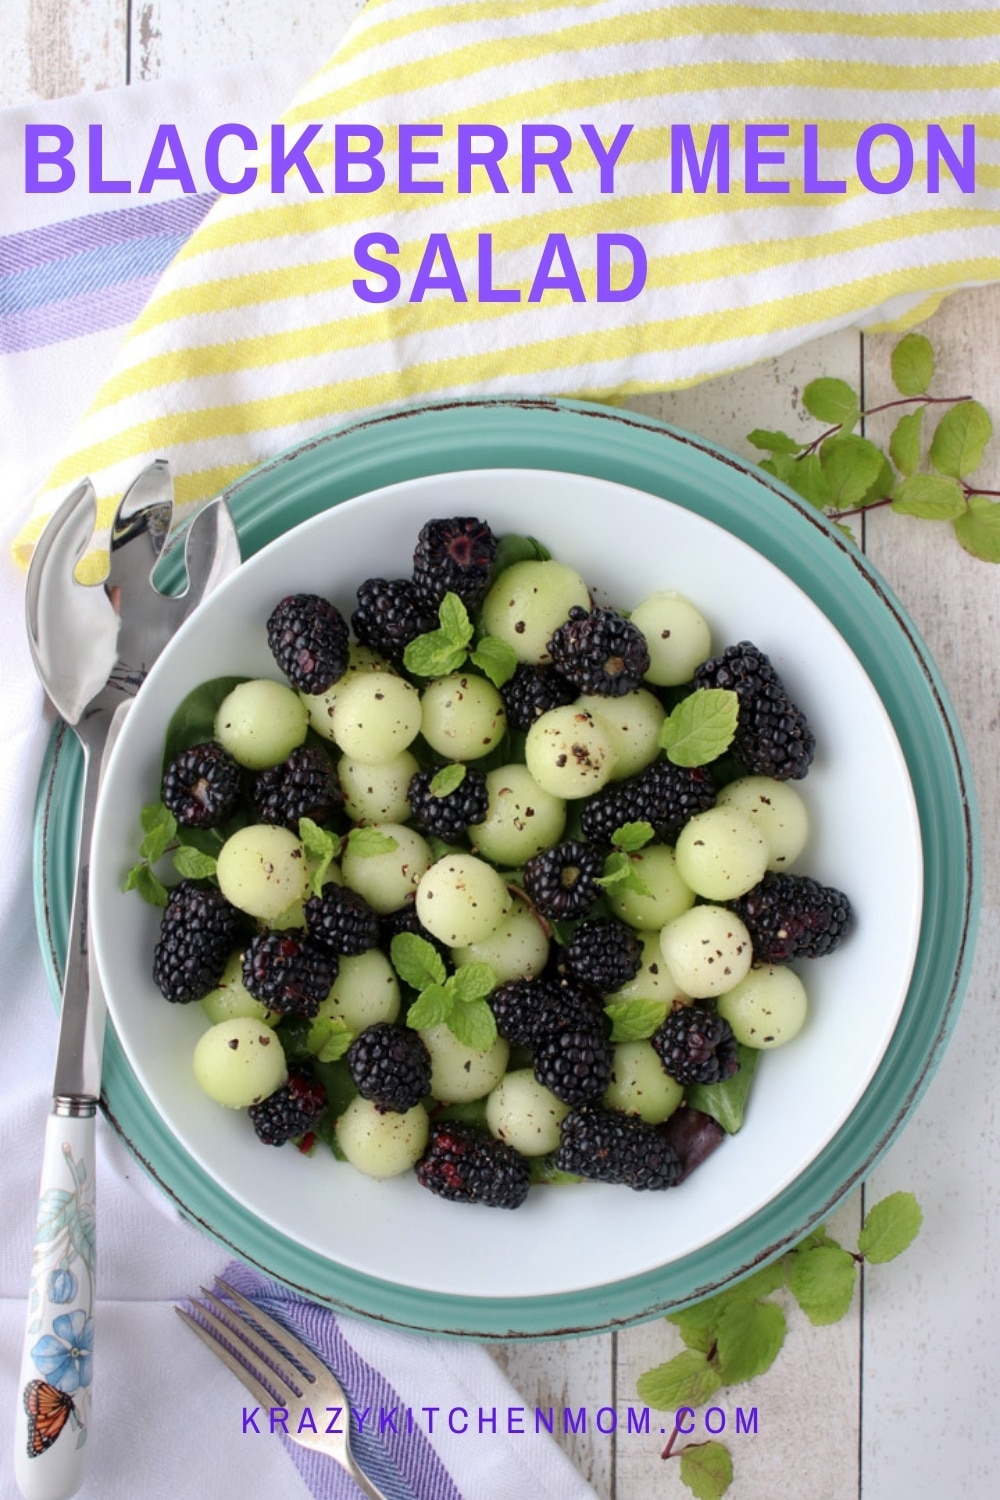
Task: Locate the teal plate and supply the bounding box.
[35,397,979,1339]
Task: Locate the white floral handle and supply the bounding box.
[14,1110,95,1500]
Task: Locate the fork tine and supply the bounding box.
[174,1306,274,1410]
[212,1276,331,1387]
[188,1287,307,1398]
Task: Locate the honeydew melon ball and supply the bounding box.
[603,1042,685,1123]
[575,690,666,780]
[335,1097,429,1178]
[525,706,617,799]
[469,764,566,867]
[481,560,591,663]
[216,824,309,919]
[264,861,342,932]
[675,806,770,900]
[302,643,392,742]
[331,672,422,764]
[718,964,808,1049]
[316,950,401,1030]
[629,591,712,686]
[420,674,506,760]
[200,952,278,1026]
[606,932,687,1006]
[415,853,512,946]
[452,901,550,983]
[418,1024,510,1103]
[192,1018,287,1108]
[214,679,308,770]
[486,1069,570,1155]
[714,776,810,872]
[659,905,753,999]
[341,823,432,914]
[605,845,696,930]
[338,749,419,824]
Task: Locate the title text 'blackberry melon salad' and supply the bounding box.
[129,515,851,1210]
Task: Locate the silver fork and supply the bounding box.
[176,1278,391,1500]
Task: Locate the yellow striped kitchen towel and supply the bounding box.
[14,0,1000,568]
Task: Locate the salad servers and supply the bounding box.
[15,463,241,1500]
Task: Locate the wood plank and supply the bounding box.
[128,0,365,81]
[0,0,124,107]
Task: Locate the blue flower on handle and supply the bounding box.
[47,1269,77,1305]
[31,1311,94,1394]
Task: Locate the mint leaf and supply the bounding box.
[714,1297,785,1385]
[403,630,468,678]
[788,1244,858,1324]
[390,932,447,991]
[891,332,935,396]
[469,635,518,688]
[298,817,342,895]
[611,820,655,853]
[686,1045,757,1134]
[889,408,923,476]
[679,1441,733,1500]
[123,862,169,907]
[492,532,552,574]
[438,591,474,647]
[747,428,802,455]
[636,1349,723,1410]
[449,961,497,1004]
[405,984,453,1031]
[429,763,467,797]
[891,473,966,520]
[448,998,498,1051]
[660,689,739,767]
[306,1015,353,1063]
[139,802,177,862]
[857,1190,923,1263]
[954,496,1000,562]
[803,376,859,429]
[929,399,993,478]
[819,434,885,510]
[596,849,651,896]
[172,845,218,880]
[605,998,669,1042]
[346,827,398,857]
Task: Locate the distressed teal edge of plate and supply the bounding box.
[34,396,980,1340]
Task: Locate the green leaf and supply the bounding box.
[429,763,467,797]
[596,849,651,897]
[172,845,218,880]
[449,961,498,1004]
[492,532,551,574]
[685,1044,758,1134]
[891,332,935,396]
[123,862,169,907]
[889,408,923,476]
[306,1015,353,1063]
[929,399,993,478]
[857,1190,923,1263]
[635,1349,723,1411]
[679,1441,734,1500]
[403,630,468,678]
[659,689,739,767]
[163,675,248,766]
[298,818,342,895]
[469,635,518,688]
[761,452,831,510]
[346,826,399,857]
[447,997,498,1051]
[802,376,859,429]
[529,1154,582,1185]
[891,472,966,520]
[139,802,177,862]
[714,1297,786,1385]
[390,932,447,990]
[724,1258,789,1304]
[819,434,885,510]
[438,591,474,647]
[610,820,655,853]
[954,496,1000,562]
[605,998,669,1042]
[406,984,453,1031]
[747,428,803,455]
[855,452,896,511]
[787,1244,858,1324]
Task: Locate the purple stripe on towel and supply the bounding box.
[0,193,216,274]
[0,274,161,352]
[221,1262,466,1500]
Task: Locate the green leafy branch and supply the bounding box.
[390,932,499,1050]
[123,802,219,907]
[298,818,398,897]
[638,1191,922,1500]
[403,591,518,686]
[750,333,998,561]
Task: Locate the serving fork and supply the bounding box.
[176,1278,391,1500]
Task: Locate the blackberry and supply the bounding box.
[694,641,815,781]
[488,975,606,1049]
[651,1003,740,1086]
[161,741,242,829]
[407,766,489,841]
[416,1121,530,1209]
[249,1069,327,1146]
[305,884,380,956]
[267,593,350,694]
[152,881,241,1004]
[523,840,603,920]
[351,577,439,666]
[252,745,341,830]
[347,1022,432,1113]
[532,1027,613,1106]
[559,918,643,996]
[730,872,851,962]
[412,517,497,608]
[241,932,337,1018]
[547,606,650,697]
[500,663,576,731]
[556,1104,683,1190]
[580,759,717,847]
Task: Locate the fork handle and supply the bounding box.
[14,1107,96,1500]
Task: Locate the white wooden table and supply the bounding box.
[4,4,998,1497]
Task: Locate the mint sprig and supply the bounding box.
[122,800,220,906]
[390,933,498,1051]
[403,591,517,686]
[596,823,655,896]
[659,689,739,767]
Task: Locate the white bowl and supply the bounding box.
[91,469,922,1299]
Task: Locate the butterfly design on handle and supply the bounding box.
[23,1380,78,1457]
